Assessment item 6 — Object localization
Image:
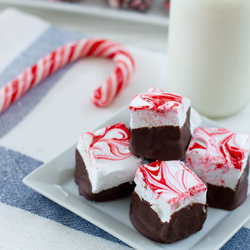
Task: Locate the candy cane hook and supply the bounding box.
[0,38,135,114]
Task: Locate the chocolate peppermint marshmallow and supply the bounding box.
[129,92,192,161]
[130,160,207,243]
[186,127,250,210]
[75,122,142,202]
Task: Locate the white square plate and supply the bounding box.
[23,103,250,250]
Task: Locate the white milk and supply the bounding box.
[167,0,250,118]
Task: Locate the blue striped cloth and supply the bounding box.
[0,7,249,250]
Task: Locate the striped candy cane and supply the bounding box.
[0,38,135,113]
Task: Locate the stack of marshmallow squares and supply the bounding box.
[75,88,250,243]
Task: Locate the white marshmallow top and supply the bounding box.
[134,161,207,223]
[77,122,142,194]
[129,92,191,129]
[146,87,201,134]
[185,127,250,190]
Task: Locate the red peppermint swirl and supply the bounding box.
[85,122,132,161]
[129,92,183,111]
[139,161,206,205]
[189,128,248,171]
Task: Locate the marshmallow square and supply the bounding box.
[130,160,207,243]
[185,127,250,210]
[75,122,142,201]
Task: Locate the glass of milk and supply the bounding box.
[167,0,250,118]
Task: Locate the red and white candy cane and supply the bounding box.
[0,38,135,113]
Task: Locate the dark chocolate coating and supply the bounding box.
[207,158,249,210]
[129,108,191,161]
[130,192,207,243]
[75,149,135,202]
